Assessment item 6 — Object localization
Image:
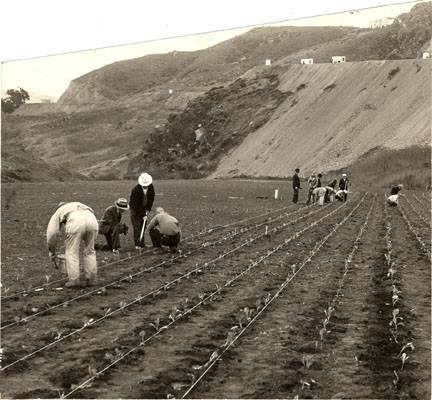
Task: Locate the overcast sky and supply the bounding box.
[0,0,425,100]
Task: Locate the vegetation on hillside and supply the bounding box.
[127,71,292,179]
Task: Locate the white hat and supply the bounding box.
[138,173,152,187]
[342,173,347,177]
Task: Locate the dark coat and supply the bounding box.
[339,178,349,191]
[292,174,301,190]
[129,183,155,216]
[390,186,401,195]
[99,205,122,234]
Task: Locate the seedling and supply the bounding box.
[45,275,51,284]
[222,330,238,348]
[400,353,409,370]
[82,318,94,328]
[393,370,399,386]
[300,379,311,389]
[52,329,64,340]
[104,307,111,317]
[139,330,146,345]
[302,354,314,369]
[398,342,415,355]
[150,316,161,331]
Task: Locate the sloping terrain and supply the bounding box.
[2,2,431,182]
[211,59,431,179]
[1,142,86,182]
[58,26,356,103]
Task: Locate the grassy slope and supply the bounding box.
[329,145,431,190]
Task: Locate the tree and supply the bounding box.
[1,87,30,113]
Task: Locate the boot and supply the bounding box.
[86,277,98,287]
[65,279,81,288]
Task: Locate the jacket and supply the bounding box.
[308,176,317,190]
[99,205,122,234]
[129,184,155,216]
[339,178,349,191]
[292,174,301,190]
[147,212,181,236]
[390,186,401,195]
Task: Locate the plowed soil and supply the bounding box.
[1,180,430,399]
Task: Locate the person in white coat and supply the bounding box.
[47,202,99,287]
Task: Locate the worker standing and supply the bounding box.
[47,202,98,287]
[147,207,181,253]
[338,173,350,201]
[292,168,301,204]
[99,198,129,254]
[129,172,155,249]
[306,173,318,205]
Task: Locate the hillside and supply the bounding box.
[211,59,430,178]
[2,2,431,182]
[58,26,356,103]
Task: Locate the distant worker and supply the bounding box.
[292,168,301,204]
[325,179,338,203]
[387,184,404,207]
[316,173,323,188]
[390,184,404,195]
[339,173,350,201]
[313,186,327,206]
[99,198,129,253]
[130,173,155,249]
[47,202,98,287]
[335,189,347,202]
[306,173,318,205]
[147,207,181,253]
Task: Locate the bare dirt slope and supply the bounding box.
[211,59,431,178]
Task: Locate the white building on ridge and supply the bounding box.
[301,58,314,65]
[332,56,346,64]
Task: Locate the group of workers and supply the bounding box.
[292,168,404,206]
[46,169,405,288]
[292,168,350,205]
[46,172,181,288]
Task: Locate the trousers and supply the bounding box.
[149,228,181,249]
[131,212,147,247]
[64,210,98,282]
[292,189,299,204]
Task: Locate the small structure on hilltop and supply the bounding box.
[301,58,314,65]
[265,59,271,66]
[168,89,173,94]
[422,52,431,59]
[332,56,346,64]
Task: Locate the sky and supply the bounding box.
[0,0,425,101]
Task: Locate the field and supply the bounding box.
[1,180,430,399]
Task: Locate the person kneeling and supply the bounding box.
[147,207,181,253]
[99,198,129,253]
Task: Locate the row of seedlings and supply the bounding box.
[1,202,331,331]
[58,196,363,398]
[397,204,431,261]
[1,204,298,300]
[383,200,415,389]
[178,195,368,399]
[1,200,347,372]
